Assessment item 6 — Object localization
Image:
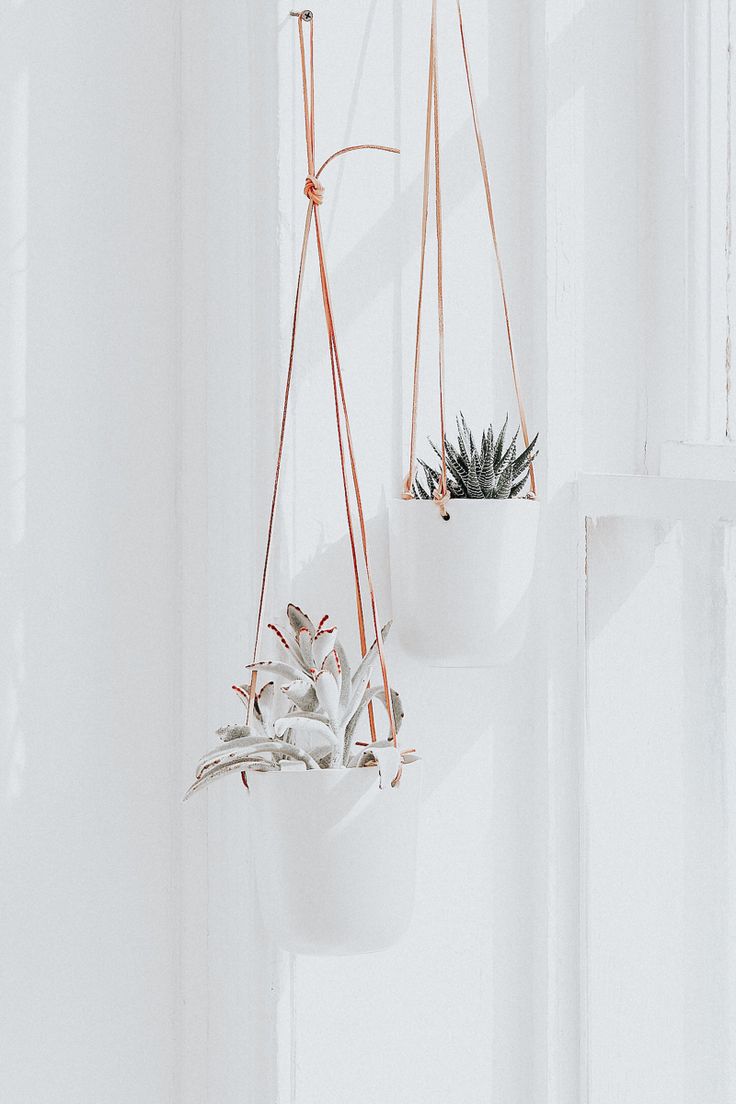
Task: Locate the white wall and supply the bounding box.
[183,3,736,1102]
[281,4,546,1102]
[0,3,180,1100]
[4,1,736,1102]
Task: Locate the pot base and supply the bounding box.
[389,498,540,667]
[247,759,422,955]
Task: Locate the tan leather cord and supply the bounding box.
[317,144,399,178]
[456,0,536,495]
[245,200,314,728]
[402,0,449,519]
[431,0,450,518]
[297,5,373,738]
[402,10,435,501]
[313,211,398,762]
[402,0,536,505]
[299,13,399,761]
[244,11,400,780]
[320,251,377,742]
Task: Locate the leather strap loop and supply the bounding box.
[402,1,536,502]
[244,12,401,782]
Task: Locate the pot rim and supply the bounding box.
[390,495,541,508]
[246,755,421,787]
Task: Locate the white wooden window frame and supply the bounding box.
[576,474,736,1103]
[663,0,736,476]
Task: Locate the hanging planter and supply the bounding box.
[185,11,420,956]
[390,497,539,667]
[389,1,541,667]
[249,754,421,955]
[186,604,422,955]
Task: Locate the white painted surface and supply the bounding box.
[248,759,422,955]
[180,2,285,1102]
[389,497,540,666]
[585,515,736,1103]
[0,2,180,1101]
[3,1,736,1102]
[661,439,736,480]
[685,0,735,442]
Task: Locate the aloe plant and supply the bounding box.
[185,604,405,799]
[412,413,538,504]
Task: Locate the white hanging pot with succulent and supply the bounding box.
[186,12,421,957]
[186,607,421,956]
[390,415,539,667]
[389,1,541,668]
[248,763,421,956]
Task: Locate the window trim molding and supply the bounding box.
[685,0,735,444]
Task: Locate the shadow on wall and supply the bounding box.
[585,516,672,640]
[277,503,393,666]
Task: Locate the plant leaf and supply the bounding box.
[455,415,471,468]
[466,452,483,498]
[512,433,539,477]
[267,621,295,655]
[352,621,392,689]
[217,723,252,742]
[295,627,315,668]
[480,439,495,495]
[434,438,468,491]
[460,412,477,458]
[184,741,320,799]
[273,714,335,743]
[498,430,519,474]
[282,680,318,709]
[343,685,404,759]
[255,681,276,726]
[493,414,509,469]
[334,637,352,712]
[315,670,340,723]
[313,626,337,667]
[196,733,274,778]
[509,470,531,498]
[287,604,315,636]
[247,660,304,682]
[495,446,515,498]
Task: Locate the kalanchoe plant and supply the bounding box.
[184,604,405,799]
[412,412,538,504]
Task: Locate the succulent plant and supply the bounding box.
[412,412,538,504]
[184,604,405,799]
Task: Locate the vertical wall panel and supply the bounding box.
[0,3,180,1100]
[279,2,547,1102]
[180,1,285,1102]
[585,516,736,1103]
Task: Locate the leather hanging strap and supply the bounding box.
[245,11,401,781]
[402,0,536,503]
[402,0,449,518]
[456,1,536,495]
[298,13,399,762]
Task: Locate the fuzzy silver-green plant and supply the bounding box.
[412,412,538,504]
[184,604,404,799]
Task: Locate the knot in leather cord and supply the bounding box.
[433,484,451,520]
[304,174,325,205]
[400,470,415,500]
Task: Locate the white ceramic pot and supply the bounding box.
[247,758,422,955]
[388,497,540,666]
